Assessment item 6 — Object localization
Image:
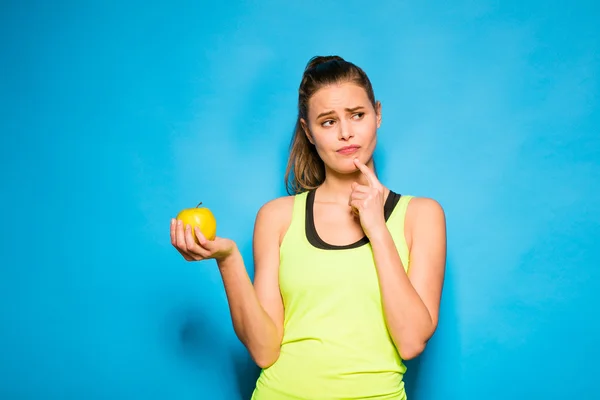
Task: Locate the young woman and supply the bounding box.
[170,55,447,399]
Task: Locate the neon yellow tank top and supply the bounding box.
[251,189,414,400]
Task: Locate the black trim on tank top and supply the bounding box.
[305,189,402,250]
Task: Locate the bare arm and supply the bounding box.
[217,199,288,368]
[349,159,447,359]
[171,197,290,368]
[369,197,447,359]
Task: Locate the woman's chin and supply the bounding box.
[328,161,360,176]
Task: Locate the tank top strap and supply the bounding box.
[280,191,310,253]
[385,194,414,272]
[292,191,309,220]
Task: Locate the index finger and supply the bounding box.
[353,158,379,187]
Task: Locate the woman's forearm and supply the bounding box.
[217,248,281,367]
[369,228,434,359]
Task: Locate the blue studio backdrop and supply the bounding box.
[1,1,599,399]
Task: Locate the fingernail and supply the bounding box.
[171,218,175,225]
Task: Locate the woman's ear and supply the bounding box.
[375,101,382,128]
[300,118,315,145]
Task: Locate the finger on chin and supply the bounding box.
[352,184,370,193]
[353,158,377,185]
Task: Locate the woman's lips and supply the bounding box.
[337,145,360,155]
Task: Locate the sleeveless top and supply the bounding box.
[251,189,414,400]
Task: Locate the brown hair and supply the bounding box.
[284,55,378,195]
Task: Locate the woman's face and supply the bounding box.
[302,81,381,175]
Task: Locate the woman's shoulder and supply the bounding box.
[254,194,298,227]
[404,195,446,229]
[254,194,298,244]
[405,196,444,213]
[257,194,297,218]
[387,187,443,213]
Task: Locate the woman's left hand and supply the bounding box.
[349,158,388,239]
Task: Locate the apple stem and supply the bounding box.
[196,202,203,208]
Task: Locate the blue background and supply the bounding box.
[1,1,599,399]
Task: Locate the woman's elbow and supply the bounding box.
[252,348,281,369]
[399,341,426,360]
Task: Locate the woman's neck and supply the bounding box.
[316,162,388,205]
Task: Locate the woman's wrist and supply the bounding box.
[216,243,241,270]
[366,223,391,244]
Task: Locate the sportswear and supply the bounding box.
[251,189,413,400]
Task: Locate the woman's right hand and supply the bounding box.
[170,218,236,263]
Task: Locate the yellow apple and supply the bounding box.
[176,202,217,242]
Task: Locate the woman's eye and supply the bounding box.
[322,120,335,127]
[352,112,365,120]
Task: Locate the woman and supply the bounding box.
[170,55,447,399]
